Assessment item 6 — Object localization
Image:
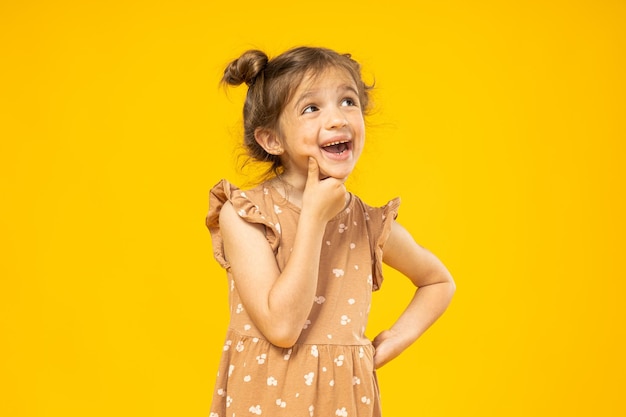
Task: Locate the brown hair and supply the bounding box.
[221,46,373,176]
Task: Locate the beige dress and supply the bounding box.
[206,179,400,417]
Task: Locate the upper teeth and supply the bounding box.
[323,141,347,147]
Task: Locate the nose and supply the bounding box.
[326,106,348,129]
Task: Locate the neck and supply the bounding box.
[279,171,307,192]
[271,172,306,208]
[270,171,350,212]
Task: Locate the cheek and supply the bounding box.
[352,115,365,133]
[354,123,366,145]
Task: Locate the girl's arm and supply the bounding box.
[219,158,347,348]
[372,221,456,368]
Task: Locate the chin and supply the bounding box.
[319,167,354,180]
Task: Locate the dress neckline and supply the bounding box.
[264,181,354,221]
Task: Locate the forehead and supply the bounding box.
[293,66,358,96]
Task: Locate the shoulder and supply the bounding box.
[219,199,266,235]
[209,179,283,250]
[207,179,267,229]
[208,179,271,213]
[350,194,401,222]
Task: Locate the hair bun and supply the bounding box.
[222,50,269,87]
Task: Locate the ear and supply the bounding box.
[254,127,284,156]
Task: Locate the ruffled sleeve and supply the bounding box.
[368,197,401,291]
[205,179,281,270]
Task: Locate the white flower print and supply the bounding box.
[367,274,373,286]
[240,192,247,198]
[230,279,234,291]
[338,223,348,233]
[335,407,348,416]
[275,222,281,234]
[263,187,269,195]
[329,379,335,386]
[244,324,251,331]
[238,209,247,217]
[326,240,331,246]
[217,388,225,397]
[226,396,233,407]
[210,192,397,417]
[223,340,232,351]
[210,413,218,417]
[228,365,235,377]
[311,345,319,358]
[304,372,315,386]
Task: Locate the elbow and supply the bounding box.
[264,323,302,349]
[269,337,298,349]
[448,274,457,294]
[446,273,457,301]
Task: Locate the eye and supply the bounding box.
[302,104,319,114]
[341,97,358,107]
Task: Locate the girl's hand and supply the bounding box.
[302,157,347,223]
[372,329,406,369]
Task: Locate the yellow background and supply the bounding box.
[2,1,625,416]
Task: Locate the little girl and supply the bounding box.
[206,46,455,417]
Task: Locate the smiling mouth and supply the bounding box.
[321,140,352,154]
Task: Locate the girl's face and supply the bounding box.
[276,67,365,182]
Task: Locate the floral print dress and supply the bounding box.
[206,179,400,417]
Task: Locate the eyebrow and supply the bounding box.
[293,84,359,110]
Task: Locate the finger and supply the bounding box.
[307,157,319,182]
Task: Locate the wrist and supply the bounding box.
[299,207,331,227]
